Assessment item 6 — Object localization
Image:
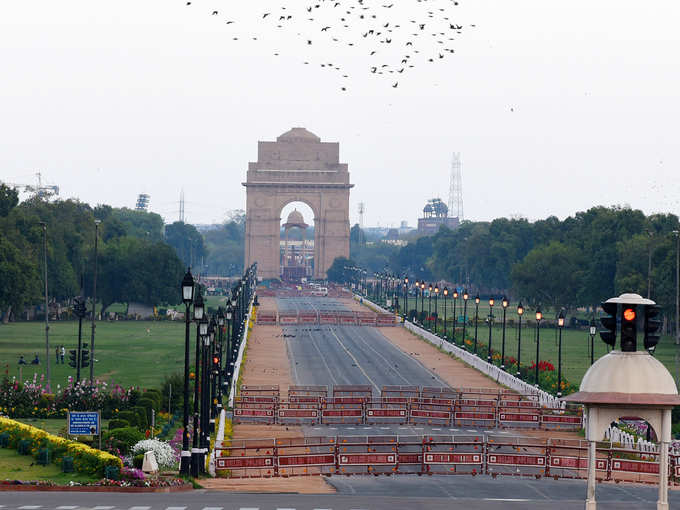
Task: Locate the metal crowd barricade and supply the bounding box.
[497,407,540,430]
[289,385,328,400]
[382,385,420,400]
[215,438,278,478]
[547,438,607,481]
[609,446,661,484]
[336,435,399,475]
[298,311,318,325]
[319,312,339,325]
[454,398,497,428]
[321,396,366,425]
[421,386,458,400]
[275,436,336,477]
[365,400,408,425]
[485,434,547,478]
[277,400,320,426]
[333,385,373,399]
[256,310,277,325]
[410,400,452,426]
[338,311,358,325]
[240,385,280,398]
[233,395,278,425]
[376,313,396,326]
[357,311,377,326]
[423,434,485,475]
[541,406,583,431]
[396,435,424,474]
[278,312,299,325]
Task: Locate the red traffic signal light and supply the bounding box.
[623,308,636,321]
[620,305,637,352]
[212,356,219,365]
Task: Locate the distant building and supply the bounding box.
[417,198,459,235]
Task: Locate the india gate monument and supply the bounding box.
[243,128,353,280]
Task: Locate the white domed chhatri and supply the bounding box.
[579,350,678,396]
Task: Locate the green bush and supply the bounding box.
[108,419,129,430]
[133,453,144,469]
[117,411,138,427]
[132,406,148,429]
[143,389,162,408]
[160,373,185,413]
[104,427,144,455]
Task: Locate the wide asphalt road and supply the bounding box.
[0,475,673,508]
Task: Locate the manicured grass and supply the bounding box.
[0,320,185,389]
[0,447,97,484]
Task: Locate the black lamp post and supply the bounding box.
[428,283,433,330]
[224,303,233,397]
[191,292,206,478]
[420,281,425,323]
[557,310,565,398]
[200,318,215,472]
[516,302,524,378]
[443,287,449,338]
[452,289,459,345]
[434,284,439,333]
[179,269,194,476]
[589,317,597,366]
[462,290,469,348]
[473,295,480,355]
[487,297,495,364]
[534,307,543,387]
[403,276,409,319]
[217,308,225,412]
[501,296,509,370]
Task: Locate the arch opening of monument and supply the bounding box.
[280,201,315,281]
[243,127,353,281]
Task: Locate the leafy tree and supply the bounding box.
[164,221,206,269]
[511,241,585,309]
[0,236,40,319]
[326,256,356,284]
[0,184,19,217]
[203,220,245,275]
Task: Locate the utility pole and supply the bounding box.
[89,220,100,382]
[647,230,654,299]
[674,231,679,386]
[39,222,50,389]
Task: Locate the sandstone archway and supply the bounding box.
[243,128,353,280]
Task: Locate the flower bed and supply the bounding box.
[0,417,122,477]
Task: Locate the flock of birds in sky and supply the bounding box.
[185,0,474,91]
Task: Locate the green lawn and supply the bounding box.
[0,320,185,389]
[0,447,97,484]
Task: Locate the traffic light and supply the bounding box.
[80,349,90,368]
[620,305,637,352]
[73,297,87,319]
[599,301,617,348]
[212,355,220,375]
[644,304,662,353]
[68,349,77,368]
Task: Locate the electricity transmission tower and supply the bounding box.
[448,152,463,221]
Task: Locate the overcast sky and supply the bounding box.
[1,1,678,228]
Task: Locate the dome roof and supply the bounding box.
[579,350,678,395]
[283,209,308,228]
[423,204,433,213]
[277,127,321,143]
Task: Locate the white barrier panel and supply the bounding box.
[228,299,255,408]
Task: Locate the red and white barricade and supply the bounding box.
[278,312,299,325]
[215,439,277,478]
[454,399,497,428]
[424,434,484,475]
[497,408,540,430]
[298,311,318,325]
[485,435,547,478]
[357,311,377,326]
[256,310,277,325]
[338,312,358,325]
[376,313,396,326]
[365,401,408,425]
[319,312,339,325]
[337,435,399,475]
[275,436,337,477]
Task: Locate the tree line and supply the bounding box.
[340,205,679,321]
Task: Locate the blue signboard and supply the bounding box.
[68,411,100,435]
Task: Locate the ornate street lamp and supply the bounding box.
[516,302,524,378]
[420,281,426,323]
[434,285,440,333]
[557,310,566,398]
[191,310,208,478]
[452,289,459,345]
[179,269,194,476]
[589,317,597,366]
[487,297,495,364]
[474,295,480,355]
[501,296,509,370]
[462,290,469,348]
[443,287,449,338]
[535,307,543,387]
[428,283,433,330]
[403,276,409,319]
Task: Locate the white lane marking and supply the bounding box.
[432,428,441,431]
[93,507,115,510]
[328,328,380,393]
[380,427,390,430]
[363,427,371,429]
[18,507,41,510]
[347,427,356,430]
[203,507,223,510]
[307,328,339,385]
[277,508,297,510]
[129,507,151,510]
[466,429,477,433]
[166,507,187,510]
[57,507,79,510]
[238,508,259,510]
[483,499,531,502]
[449,428,458,431]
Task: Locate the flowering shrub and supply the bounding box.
[131,439,178,469]
[0,376,135,419]
[0,417,122,477]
